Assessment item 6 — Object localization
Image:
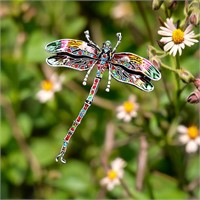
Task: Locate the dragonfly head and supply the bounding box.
[102,40,112,53]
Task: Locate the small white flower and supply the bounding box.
[100,158,126,191]
[36,73,64,103]
[158,18,198,56]
[116,95,139,122]
[177,125,200,153]
[111,2,133,20]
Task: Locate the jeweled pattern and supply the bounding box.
[45,30,161,163]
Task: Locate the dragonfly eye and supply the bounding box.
[105,40,112,48]
[103,40,112,52]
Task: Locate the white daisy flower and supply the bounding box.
[100,158,126,191]
[116,95,139,122]
[158,18,198,56]
[177,125,200,153]
[36,73,64,103]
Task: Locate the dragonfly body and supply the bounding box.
[45,30,161,163]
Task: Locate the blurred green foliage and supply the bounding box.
[1,1,199,199]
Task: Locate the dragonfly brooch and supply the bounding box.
[45,30,161,163]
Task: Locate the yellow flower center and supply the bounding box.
[188,126,199,139]
[107,170,117,180]
[172,29,184,44]
[41,80,53,91]
[123,101,135,113]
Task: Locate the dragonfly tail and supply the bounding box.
[55,141,68,163]
[56,77,102,163]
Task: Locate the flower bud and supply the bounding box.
[176,68,195,83]
[150,56,161,69]
[187,91,200,104]
[152,0,164,10]
[189,10,200,26]
[194,78,200,91]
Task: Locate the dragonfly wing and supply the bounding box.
[110,65,154,92]
[111,53,161,81]
[45,39,99,59]
[46,54,98,71]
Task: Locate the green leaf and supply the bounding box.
[48,160,92,195]
[30,138,60,167]
[17,113,33,138]
[5,151,28,185]
[0,121,12,147]
[186,155,199,181]
[62,17,87,37]
[25,31,54,63]
[150,172,187,199]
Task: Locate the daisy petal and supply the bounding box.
[169,45,178,56]
[179,134,189,144]
[177,125,188,134]
[116,105,125,112]
[180,42,185,49]
[184,24,193,35]
[195,137,200,145]
[124,115,131,122]
[158,30,172,36]
[184,37,198,43]
[130,111,137,117]
[160,37,172,43]
[184,40,195,47]
[178,45,182,56]
[186,140,198,153]
[117,111,126,119]
[164,41,174,51]
[160,26,173,33]
[166,18,176,30]
[111,158,125,169]
[186,31,195,36]
[100,177,109,185]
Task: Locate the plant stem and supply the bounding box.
[120,179,135,199]
[161,62,177,72]
[136,135,148,191]
[174,55,181,115]
[136,1,154,45]
[0,94,42,180]
[193,33,200,38]
[175,55,181,91]
[161,75,174,106]
[148,45,166,55]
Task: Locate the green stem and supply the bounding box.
[160,62,177,72]
[164,3,170,18]
[136,1,154,45]
[148,45,166,55]
[175,55,181,90]
[161,75,174,107]
[174,55,181,116]
[120,179,135,199]
[193,33,200,38]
